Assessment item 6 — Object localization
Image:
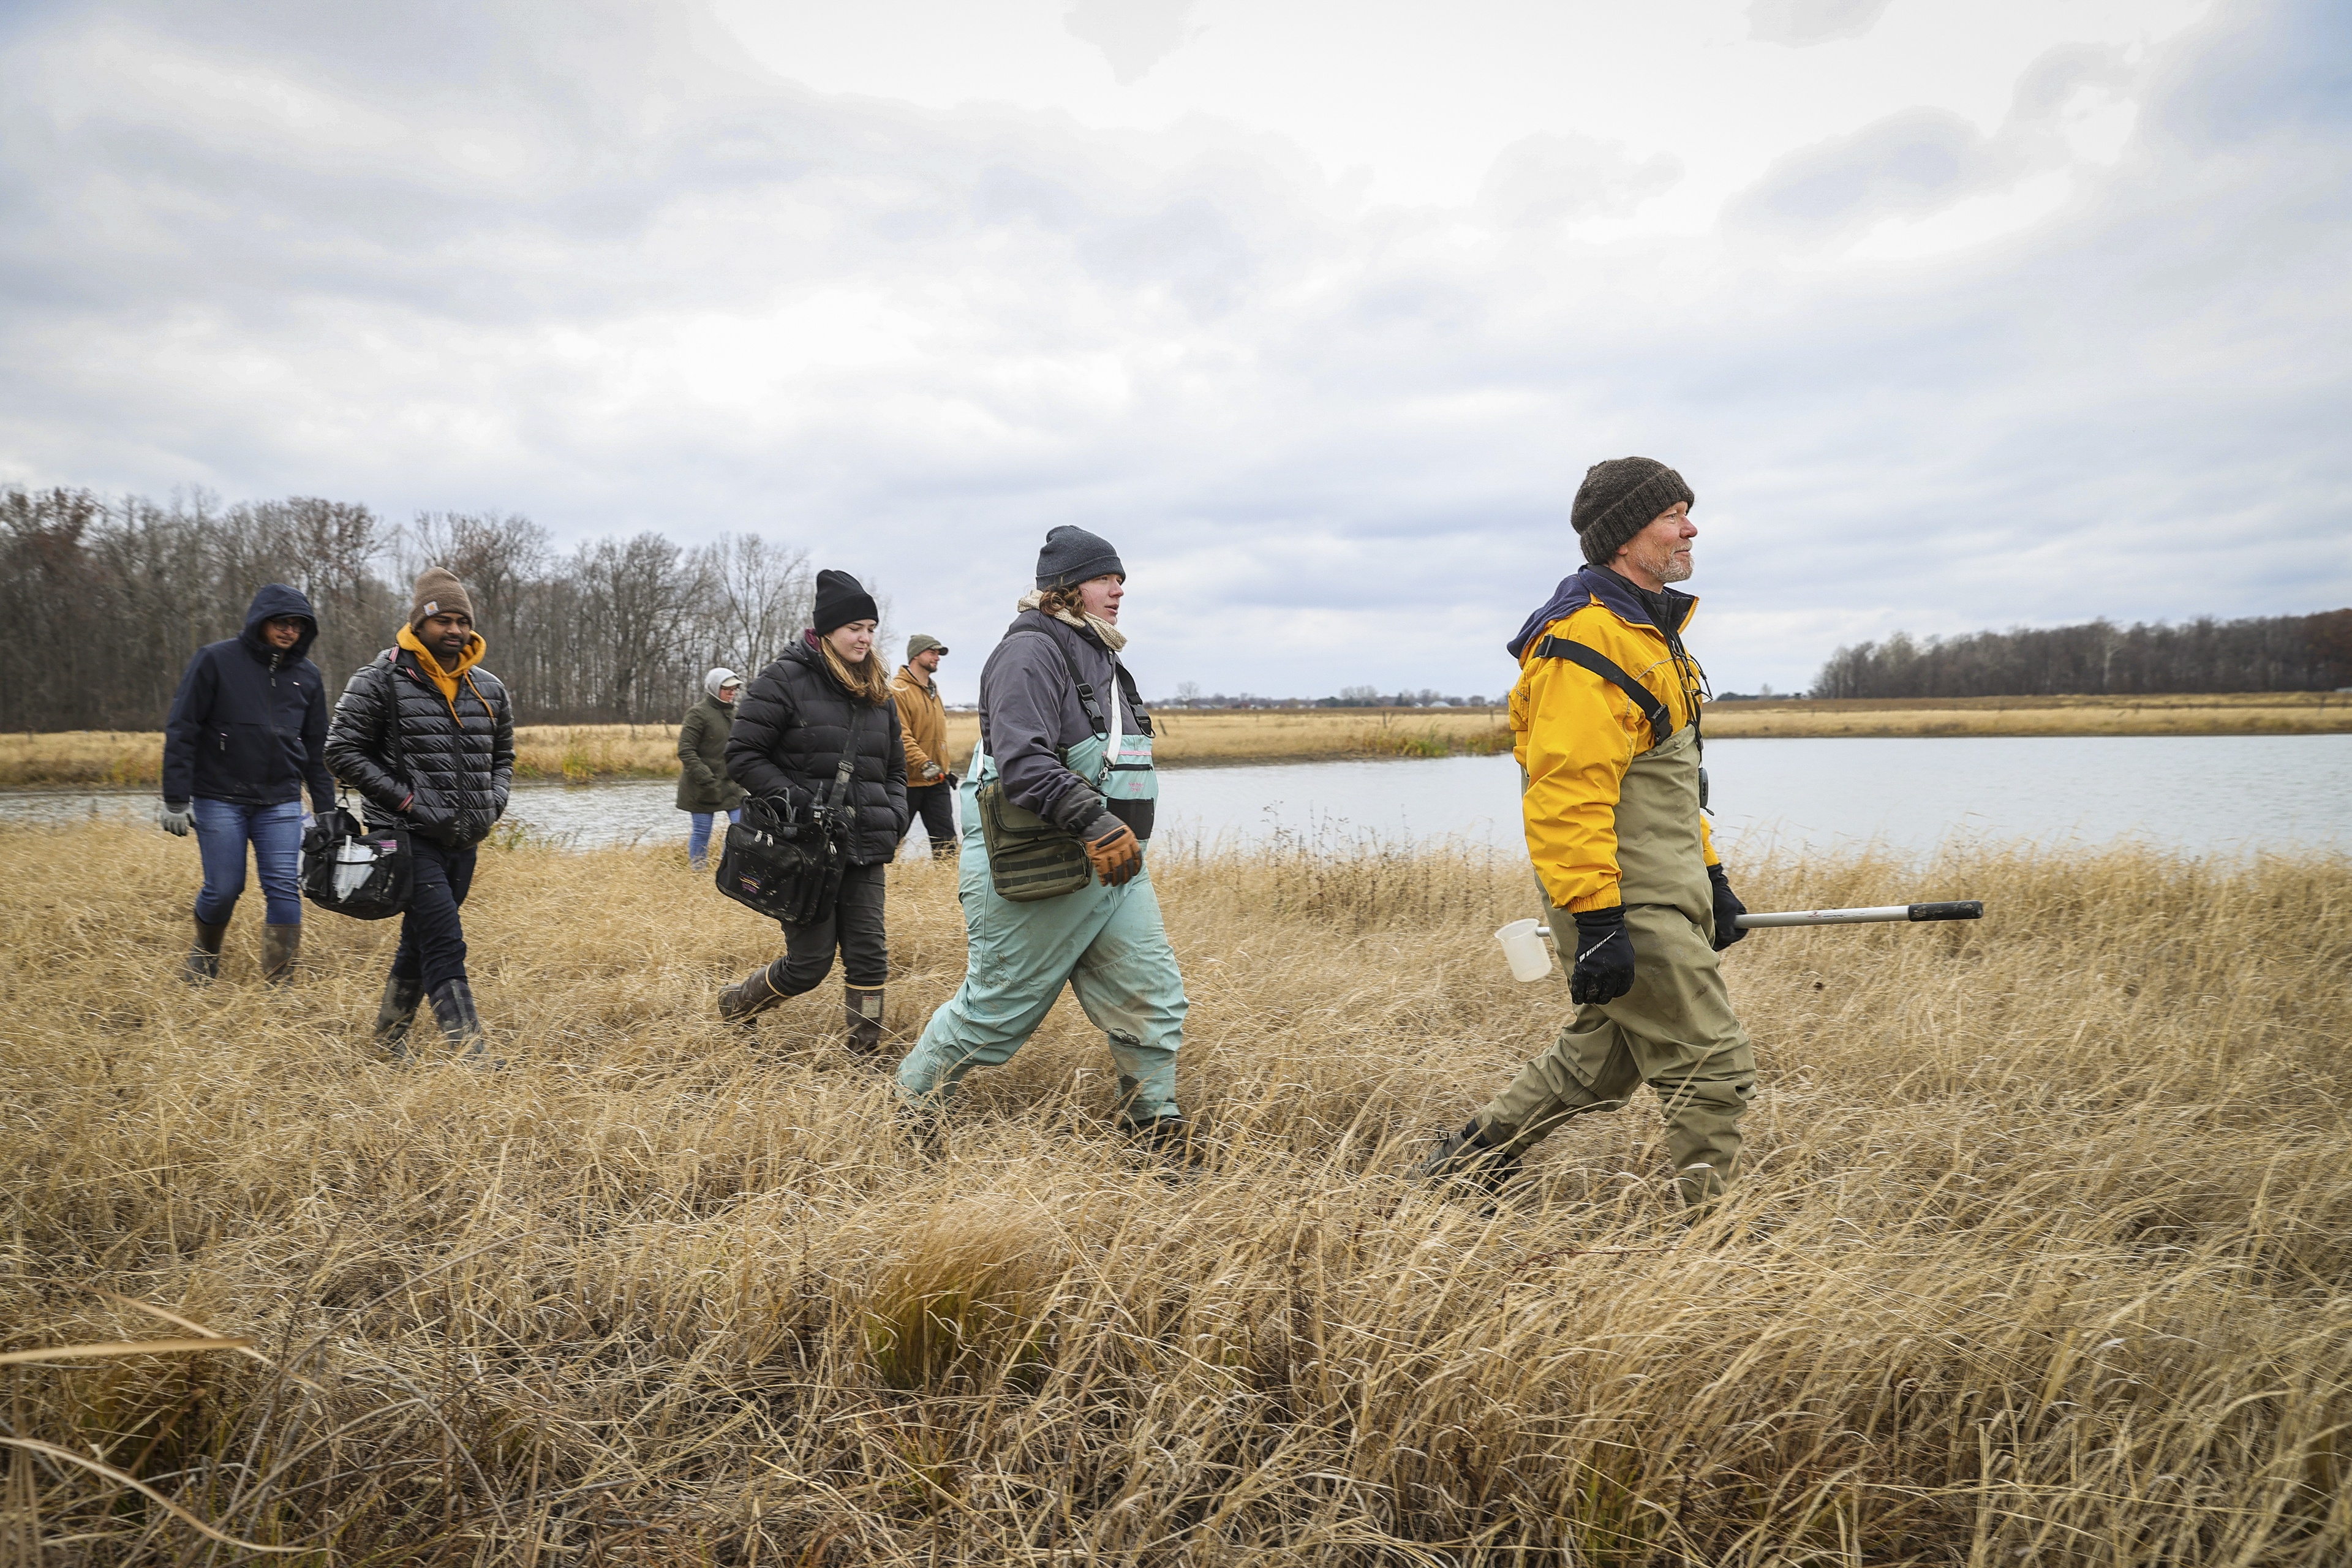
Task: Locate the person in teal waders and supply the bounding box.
[894,526,1191,1151]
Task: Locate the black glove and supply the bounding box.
[1708,864,1748,951]
[1567,907,1638,1006]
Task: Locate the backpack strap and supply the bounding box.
[826,705,865,812]
[1533,635,1677,750]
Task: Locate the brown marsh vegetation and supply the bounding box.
[10,690,2345,792]
[2,822,2348,1564]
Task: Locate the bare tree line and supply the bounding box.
[1,486,829,731]
[1812,611,2352,700]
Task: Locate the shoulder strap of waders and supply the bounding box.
[1532,635,1678,750]
[1005,628,1109,737]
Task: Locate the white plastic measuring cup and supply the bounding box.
[1494,918,1552,982]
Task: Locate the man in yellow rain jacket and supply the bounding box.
[1419,456,1756,1209]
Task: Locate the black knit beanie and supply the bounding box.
[811,569,878,636]
[1036,526,1125,591]
[1573,458,1695,566]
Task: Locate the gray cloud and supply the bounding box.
[0,0,2344,704]
[1747,0,1896,48]
[1065,0,1200,85]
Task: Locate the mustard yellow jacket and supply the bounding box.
[1507,565,1717,913]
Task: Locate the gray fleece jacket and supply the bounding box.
[977,609,1151,835]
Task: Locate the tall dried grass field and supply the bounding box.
[9,694,2345,793]
[3,821,2348,1564]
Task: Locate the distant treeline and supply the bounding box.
[0,487,830,731]
[1813,611,2352,700]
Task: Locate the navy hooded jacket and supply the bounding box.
[161,584,336,810]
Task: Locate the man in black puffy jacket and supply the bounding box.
[159,583,337,986]
[324,567,514,1061]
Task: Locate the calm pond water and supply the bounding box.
[7,735,2346,861]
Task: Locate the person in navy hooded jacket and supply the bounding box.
[159,584,336,985]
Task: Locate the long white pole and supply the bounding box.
[1734,900,1982,929]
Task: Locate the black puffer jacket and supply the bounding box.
[324,637,516,846]
[727,634,907,865]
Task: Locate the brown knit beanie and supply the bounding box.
[409,567,477,630]
[1573,458,1695,566]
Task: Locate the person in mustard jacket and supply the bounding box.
[1419,457,1755,1210]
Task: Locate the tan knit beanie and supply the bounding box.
[409,567,476,630]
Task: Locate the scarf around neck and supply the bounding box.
[1017,590,1128,653]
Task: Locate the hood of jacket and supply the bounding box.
[1506,564,1695,660]
[239,584,320,665]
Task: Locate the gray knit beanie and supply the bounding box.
[1036,526,1125,590]
[1572,458,1695,566]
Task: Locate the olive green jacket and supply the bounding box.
[675,695,746,813]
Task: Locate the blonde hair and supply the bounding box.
[819,634,892,706]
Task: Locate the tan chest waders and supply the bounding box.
[974,629,1159,903]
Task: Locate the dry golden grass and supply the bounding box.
[12,695,2343,794]
[1709,691,2352,739]
[3,818,2348,1564]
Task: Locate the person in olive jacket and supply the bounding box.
[159,583,337,986]
[323,568,515,1062]
[677,667,747,869]
[716,570,908,1055]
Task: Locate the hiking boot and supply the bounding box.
[895,1099,948,1158]
[428,978,500,1068]
[716,962,784,1028]
[260,923,301,987]
[1414,1118,1521,1197]
[182,918,228,984]
[843,986,885,1058]
[1123,1114,1200,1161]
[372,974,424,1058]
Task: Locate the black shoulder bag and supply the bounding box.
[301,657,414,920]
[715,706,865,925]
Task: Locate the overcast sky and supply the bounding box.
[2,0,2345,702]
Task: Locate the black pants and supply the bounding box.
[766,859,888,993]
[392,836,478,992]
[900,782,959,858]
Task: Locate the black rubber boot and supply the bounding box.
[1122,1114,1203,1170]
[182,919,229,984]
[1414,1118,1521,1197]
[428,978,498,1067]
[844,986,885,1058]
[260,923,300,987]
[717,961,786,1028]
[372,974,424,1057]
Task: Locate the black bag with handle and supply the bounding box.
[714,708,863,925]
[301,801,413,920]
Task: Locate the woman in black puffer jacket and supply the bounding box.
[716,570,908,1054]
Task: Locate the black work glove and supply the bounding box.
[1567,907,1638,1006]
[1708,864,1748,951]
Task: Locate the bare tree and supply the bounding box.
[695,532,812,677]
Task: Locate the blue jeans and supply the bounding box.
[688,809,740,869]
[192,797,305,925]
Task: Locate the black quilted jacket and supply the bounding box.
[726,635,907,865]
[324,643,516,846]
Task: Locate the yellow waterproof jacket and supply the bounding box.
[1508,565,1717,913]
